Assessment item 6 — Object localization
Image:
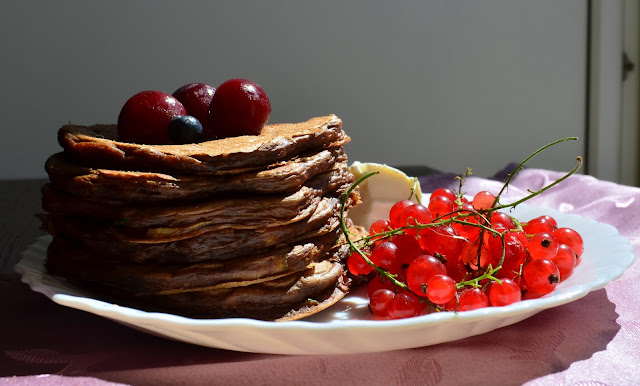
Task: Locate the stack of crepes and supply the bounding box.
[40,114,363,321]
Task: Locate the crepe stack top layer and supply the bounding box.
[42,114,364,321]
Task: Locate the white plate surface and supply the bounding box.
[15,204,635,355]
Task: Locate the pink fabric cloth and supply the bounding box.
[2,168,639,385]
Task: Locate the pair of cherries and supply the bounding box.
[117,79,271,144]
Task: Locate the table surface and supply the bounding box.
[2,170,639,385]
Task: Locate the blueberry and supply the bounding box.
[168,115,203,144]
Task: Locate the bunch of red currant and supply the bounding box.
[117,79,271,145]
[346,185,584,320]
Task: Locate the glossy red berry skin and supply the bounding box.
[117,91,187,144]
[389,200,415,228]
[550,243,577,280]
[347,251,373,276]
[472,191,496,210]
[425,274,456,304]
[458,288,489,311]
[369,242,399,272]
[431,187,457,202]
[488,278,522,306]
[418,225,464,264]
[172,83,215,129]
[553,227,584,258]
[388,292,422,319]
[523,258,560,294]
[366,275,396,299]
[391,234,422,265]
[369,219,392,244]
[490,212,515,230]
[428,195,455,219]
[205,79,271,139]
[406,255,447,296]
[523,216,555,235]
[528,232,559,260]
[369,289,395,317]
[398,204,432,236]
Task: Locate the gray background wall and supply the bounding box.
[0,0,586,180]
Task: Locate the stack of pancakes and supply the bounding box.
[41,115,363,320]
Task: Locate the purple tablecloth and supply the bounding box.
[2,168,639,385]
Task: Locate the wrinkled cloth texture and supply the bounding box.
[1,167,639,385]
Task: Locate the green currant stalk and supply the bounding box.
[456,264,502,290]
[491,137,580,209]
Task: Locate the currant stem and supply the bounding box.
[493,137,579,207]
[493,156,582,211]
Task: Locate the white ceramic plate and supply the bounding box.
[15,204,635,355]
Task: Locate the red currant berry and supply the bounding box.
[369,289,395,317]
[445,257,468,283]
[370,219,392,235]
[495,232,528,279]
[366,275,395,298]
[388,292,422,319]
[458,288,489,311]
[550,243,577,281]
[553,227,584,258]
[472,191,496,211]
[117,90,187,144]
[389,200,415,228]
[347,251,373,276]
[490,212,515,230]
[460,236,492,270]
[418,225,464,263]
[428,195,455,219]
[425,274,456,304]
[451,203,481,241]
[399,204,432,236]
[391,234,422,265]
[172,83,215,130]
[369,242,399,271]
[528,232,559,260]
[442,293,459,311]
[369,219,392,244]
[513,230,529,249]
[206,79,271,139]
[523,259,560,295]
[537,215,558,228]
[406,255,447,296]
[523,216,555,235]
[488,278,522,306]
[431,187,457,202]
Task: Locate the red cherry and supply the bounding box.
[206,79,271,139]
[172,83,215,129]
[117,91,187,144]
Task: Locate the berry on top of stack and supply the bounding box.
[41,79,363,320]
